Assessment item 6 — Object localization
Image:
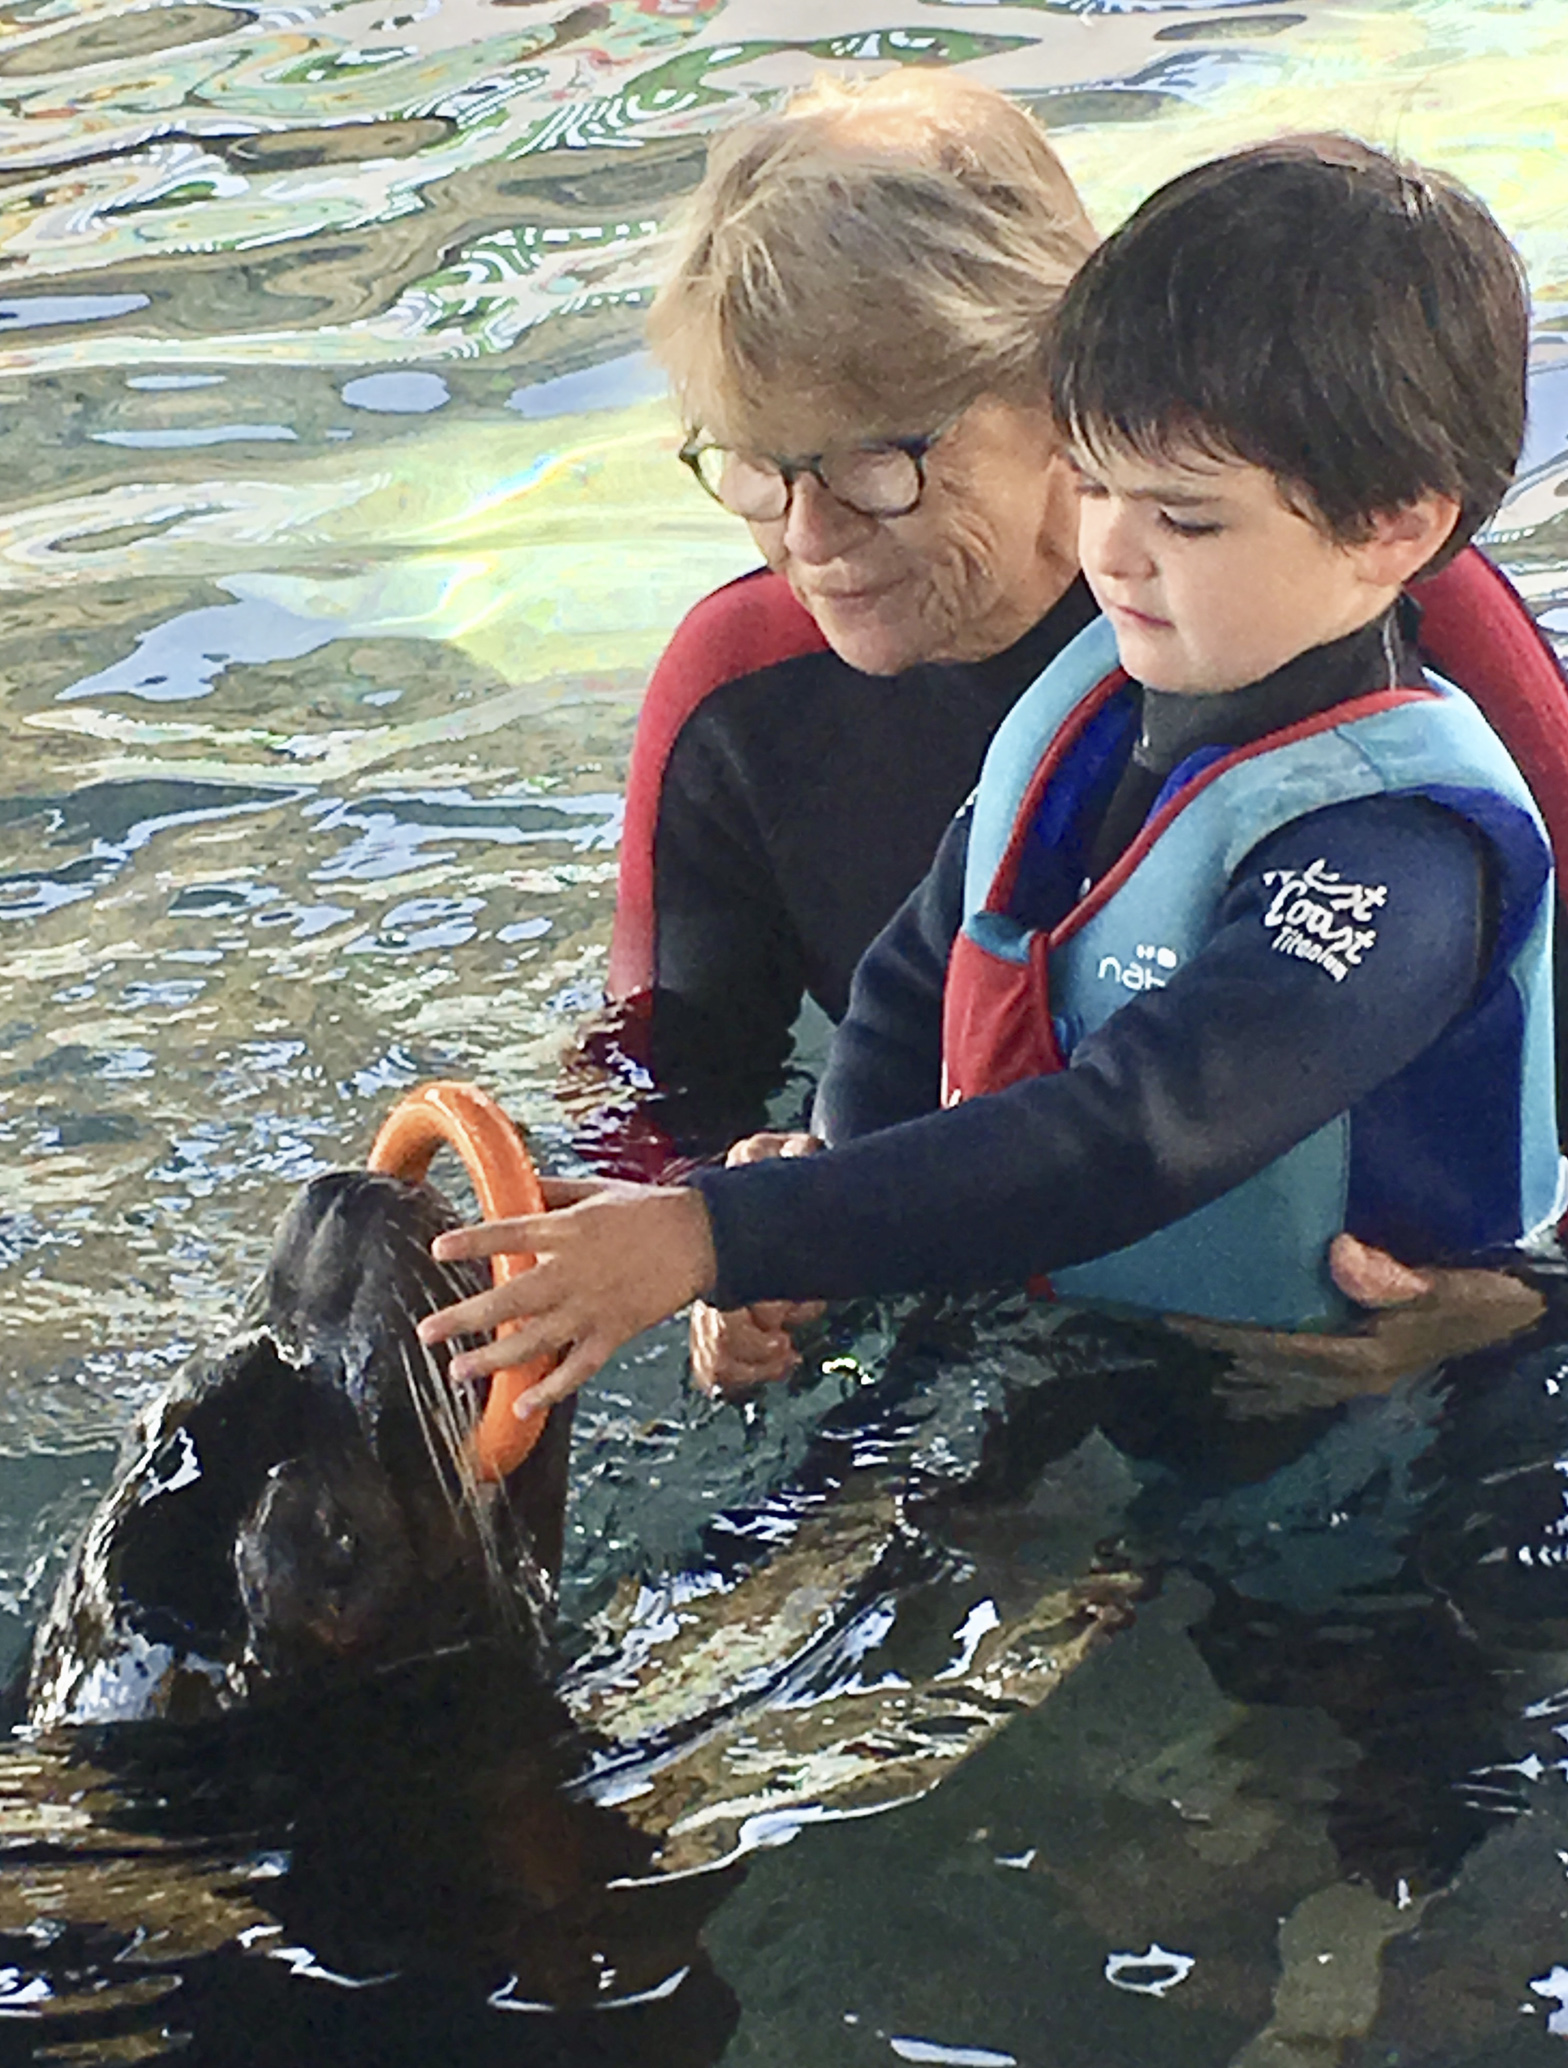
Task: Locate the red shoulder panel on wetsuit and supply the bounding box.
[607,568,830,998]
[1415,546,1568,883]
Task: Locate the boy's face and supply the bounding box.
[1070,443,1406,694]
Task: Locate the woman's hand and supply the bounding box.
[1323,1229,1545,1373]
[1172,1230,1546,1410]
[689,1132,826,1398]
[417,1176,717,1413]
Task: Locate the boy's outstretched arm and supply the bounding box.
[417,1177,717,1411]
[420,789,1489,1410]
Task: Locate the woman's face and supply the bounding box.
[736,394,1079,676]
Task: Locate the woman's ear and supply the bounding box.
[1355,492,1462,586]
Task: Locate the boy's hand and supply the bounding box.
[417,1177,717,1412]
[690,1132,826,1397]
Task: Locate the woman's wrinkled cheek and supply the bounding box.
[748,477,1025,670]
[908,511,1006,639]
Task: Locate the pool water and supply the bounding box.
[2,0,1568,2061]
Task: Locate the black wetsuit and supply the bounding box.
[604,566,1098,1118]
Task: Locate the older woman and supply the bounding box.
[604,70,1098,1124]
[583,77,1568,1388]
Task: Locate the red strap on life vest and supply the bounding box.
[981,664,1132,916]
[941,927,1066,1107]
[1415,547,1568,888]
[607,570,828,999]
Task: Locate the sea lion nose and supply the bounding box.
[306,1600,373,1653]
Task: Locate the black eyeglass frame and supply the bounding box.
[677,411,964,522]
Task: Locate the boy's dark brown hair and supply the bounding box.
[1047,135,1528,571]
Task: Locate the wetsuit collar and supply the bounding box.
[1136,602,1423,776]
[1083,603,1425,888]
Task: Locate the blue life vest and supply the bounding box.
[941,614,1559,1329]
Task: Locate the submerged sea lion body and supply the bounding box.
[28,1171,572,1728]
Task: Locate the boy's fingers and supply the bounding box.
[432,1216,551,1264]
[538,1176,611,1208]
[419,1256,565,1346]
[419,1284,519,1343]
[447,1312,569,1383]
[429,1181,638,1259]
[513,1339,603,1415]
[418,1291,493,1346]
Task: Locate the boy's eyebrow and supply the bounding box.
[1121,486,1227,506]
[1063,450,1230,505]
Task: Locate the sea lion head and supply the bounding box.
[28,1171,567,1726]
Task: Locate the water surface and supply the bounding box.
[2,0,1568,2061]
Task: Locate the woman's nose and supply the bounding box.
[780,471,878,562]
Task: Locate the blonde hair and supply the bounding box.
[647,70,1098,443]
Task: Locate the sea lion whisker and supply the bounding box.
[394,1335,523,1627]
[387,1217,476,1307]
[396,1333,473,1510]
[366,1637,480,1677]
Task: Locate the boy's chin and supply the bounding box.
[1110,626,1199,693]
[1109,621,1251,696]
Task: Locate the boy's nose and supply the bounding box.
[1081,498,1156,588]
[779,472,880,564]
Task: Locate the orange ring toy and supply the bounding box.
[367,1080,552,1483]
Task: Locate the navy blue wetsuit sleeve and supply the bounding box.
[690,794,1488,1306]
[808,810,970,1140]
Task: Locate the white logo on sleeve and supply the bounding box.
[1260,857,1385,981]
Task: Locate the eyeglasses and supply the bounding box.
[678,416,960,523]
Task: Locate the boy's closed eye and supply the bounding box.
[1065,453,1106,501]
[1065,454,1226,539]
[1158,510,1225,539]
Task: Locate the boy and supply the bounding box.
[419,136,1559,1406]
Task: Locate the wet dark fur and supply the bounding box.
[27,1172,572,1727]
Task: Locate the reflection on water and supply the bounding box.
[6,1285,1568,2064]
[2,0,1568,2061]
